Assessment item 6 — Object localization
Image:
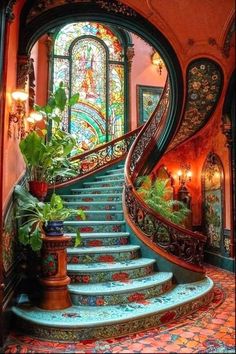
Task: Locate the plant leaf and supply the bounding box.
[74,229,82,247]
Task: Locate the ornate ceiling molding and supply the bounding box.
[168,59,223,150]
[27,0,136,23]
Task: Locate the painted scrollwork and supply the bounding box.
[54,127,141,185]
[169,59,223,150]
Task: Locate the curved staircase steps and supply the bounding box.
[12,277,214,341]
[12,162,214,341]
[68,272,173,306]
[66,232,130,247]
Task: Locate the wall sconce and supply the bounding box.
[26,111,44,132]
[8,90,28,139]
[151,51,164,75]
[177,163,192,187]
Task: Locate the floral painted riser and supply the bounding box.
[67,249,139,264]
[70,280,173,306]
[69,264,154,284]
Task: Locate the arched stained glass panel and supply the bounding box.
[54,22,123,61]
[52,22,128,151]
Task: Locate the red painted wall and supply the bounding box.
[2,0,26,210]
[130,34,167,129]
[154,108,230,228]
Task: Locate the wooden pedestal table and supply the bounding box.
[39,234,72,310]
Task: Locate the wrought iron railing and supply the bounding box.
[124,79,207,270]
[52,127,142,189]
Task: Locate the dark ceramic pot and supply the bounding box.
[43,221,64,236]
[29,180,48,201]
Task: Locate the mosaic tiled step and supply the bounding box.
[67,245,140,264]
[71,186,123,194]
[83,179,124,188]
[69,272,173,306]
[61,194,122,202]
[64,201,123,211]
[106,168,124,175]
[64,220,126,233]
[12,277,214,341]
[67,258,155,284]
[67,232,130,247]
[70,210,124,221]
[96,172,124,181]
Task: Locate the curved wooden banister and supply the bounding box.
[124,79,207,273]
[51,126,142,189]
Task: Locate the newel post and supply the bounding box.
[39,235,72,310]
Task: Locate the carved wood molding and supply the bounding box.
[17,55,31,89]
[222,17,235,58]
[5,0,17,23]
[27,0,136,23]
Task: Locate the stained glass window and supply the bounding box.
[52,22,127,151]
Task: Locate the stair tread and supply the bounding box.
[82,210,123,214]
[96,173,124,179]
[12,277,213,327]
[60,194,122,198]
[71,186,123,191]
[83,179,124,185]
[66,232,129,238]
[68,272,173,295]
[64,220,125,225]
[67,245,140,254]
[67,258,155,272]
[65,201,122,205]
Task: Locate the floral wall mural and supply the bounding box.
[202,153,224,249]
[169,58,223,150]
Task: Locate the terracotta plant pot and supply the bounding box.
[29,180,48,201]
[43,221,64,236]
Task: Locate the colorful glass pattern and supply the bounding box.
[53,22,125,150]
[109,64,124,140]
[54,22,123,61]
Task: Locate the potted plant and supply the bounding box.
[19,82,80,199]
[15,185,85,251]
[136,177,190,226]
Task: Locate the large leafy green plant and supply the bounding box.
[20,82,80,184]
[137,176,190,226]
[15,185,85,251]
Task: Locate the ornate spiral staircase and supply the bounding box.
[11,79,214,341]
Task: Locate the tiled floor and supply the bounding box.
[3,265,235,353]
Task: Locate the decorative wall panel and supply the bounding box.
[169,59,223,150]
[202,153,224,250]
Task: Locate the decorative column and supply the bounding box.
[39,235,72,310]
[221,117,234,258]
[126,45,135,131]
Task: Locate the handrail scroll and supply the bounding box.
[124,79,207,273]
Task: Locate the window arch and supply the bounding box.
[52,22,130,150]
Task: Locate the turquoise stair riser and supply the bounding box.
[96,173,124,181]
[69,210,124,221]
[68,234,130,247]
[71,187,123,194]
[12,281,214,341]
[65,201,123,211]
[68,263,154,284]
[106,168,124,175]
[83,179,124,188]
[70,279,173,306]
[64,221,126,233]
[67,248,140,264]
[62,194,122,202]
